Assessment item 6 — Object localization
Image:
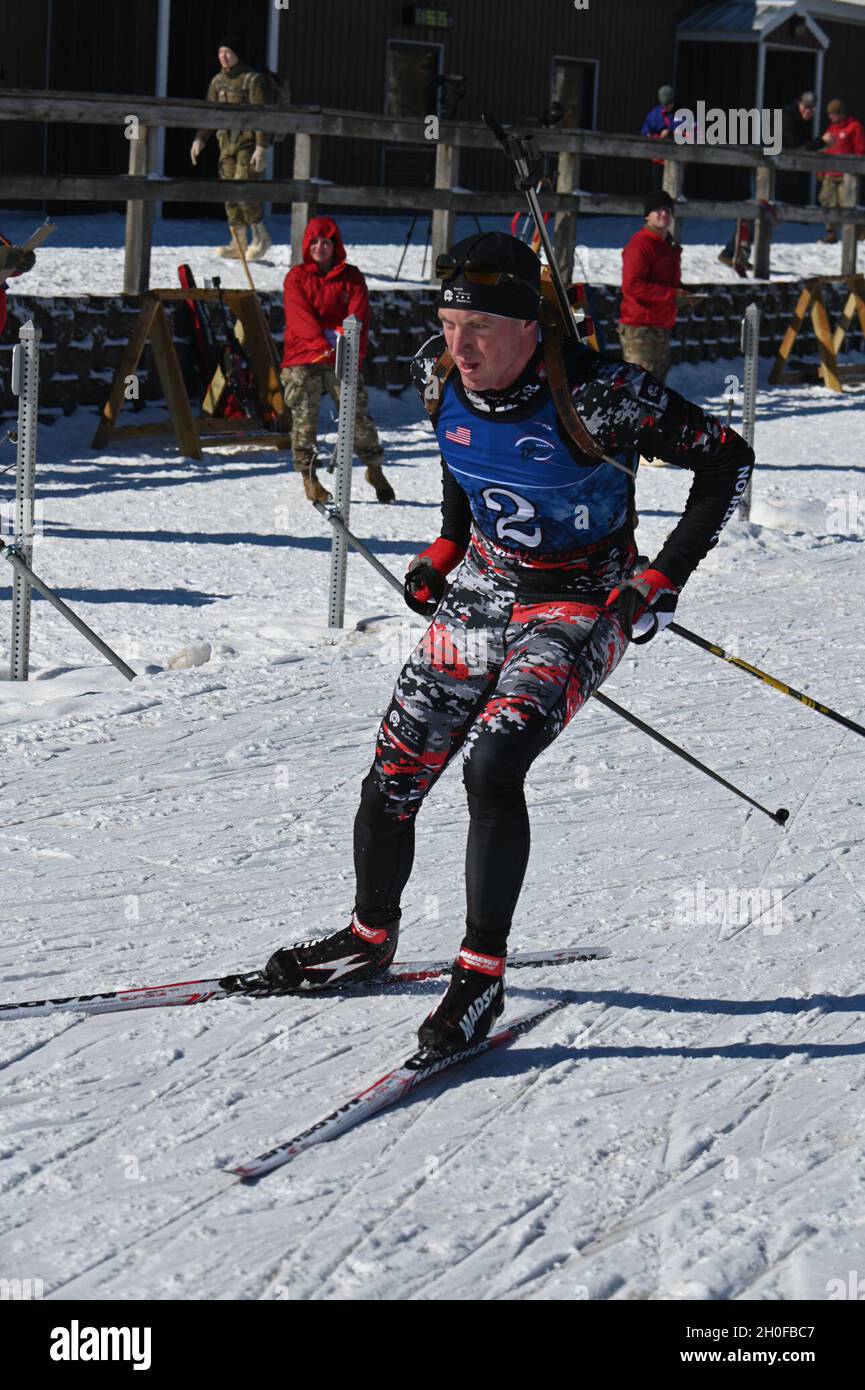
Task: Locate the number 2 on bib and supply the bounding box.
[482,487,541,547]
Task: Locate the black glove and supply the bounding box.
[404,556,447,617]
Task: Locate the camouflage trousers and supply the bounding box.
[218,145,263,227]
[353,536,631,950]
[280,363,384,467]
[618,324,672,383]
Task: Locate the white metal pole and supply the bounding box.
[9,320,40,681]
[738,302,760,521]
[264,2,281,219]
[154,0,171,224]
[327,316,361,631]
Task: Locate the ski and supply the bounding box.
[177,263,220,400]
[231,997,567,1181]
[0,945,609,1023]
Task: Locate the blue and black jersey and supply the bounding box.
[411,335,753,588]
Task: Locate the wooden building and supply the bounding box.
[3,0,865,217]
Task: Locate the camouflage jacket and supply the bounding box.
[195,63,270,153]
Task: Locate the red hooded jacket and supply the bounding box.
[281,216,371,368]
[619,226,682,330]
[820,114,865,178]
[0,233,10,336]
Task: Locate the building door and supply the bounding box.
[382,40,442,188]
[551,58,597,191]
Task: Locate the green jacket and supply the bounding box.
[195,63,270,155]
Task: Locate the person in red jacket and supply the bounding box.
[281,216,394,503]
[0,236,36,338]
[810,99,865,243]
[618,190,695,382]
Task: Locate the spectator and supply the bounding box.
[0,237,36,339]
[619,191,695,384]
[806,98,865,243]
[190,36,273,261]
[641,85,687,190]
[778,90,817,204]
[281,216,395,505]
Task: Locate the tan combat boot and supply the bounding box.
[365,460,395,503]
[247,222,272,261]
[217,226,248,259]
[294,460,331,504]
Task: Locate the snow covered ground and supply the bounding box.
[0,231,864,1299]
[0,209,855,296]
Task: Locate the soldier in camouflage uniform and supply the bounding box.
[190,35,272,261]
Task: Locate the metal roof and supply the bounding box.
[678,2,825,39]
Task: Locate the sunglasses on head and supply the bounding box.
[435,254,536,291]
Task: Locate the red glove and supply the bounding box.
[606,566,679,643]
[404,538,466,616]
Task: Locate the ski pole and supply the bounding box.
[0,540,136,681]
[592,689,789,825]
[668,622,865,740]
[308,526,789,824]
[313,501,405,596]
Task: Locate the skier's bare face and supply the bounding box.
[218,47,239,70]
[438,309,537,392]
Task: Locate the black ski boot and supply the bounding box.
[264,913,399,991]
[417,946,505,1056]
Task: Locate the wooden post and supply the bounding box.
[430,141,459,281]
[753,164,775,280]
[124,124,155,294]
[291,133,320,266]
[662,158,683,239]
[841,173,859,277]
[554,148,578,284]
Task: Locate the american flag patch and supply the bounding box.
[445,425,471,446]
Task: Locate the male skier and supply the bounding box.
[262,232,754,1056]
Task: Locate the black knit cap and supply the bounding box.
[644,189,675,217]
[218,35,243,59]
[437,231,541,321]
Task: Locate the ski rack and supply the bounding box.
[2,320,135,682]
[769,274,865,394]
[92,288,290,461]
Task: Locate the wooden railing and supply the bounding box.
[1,89,863,291]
